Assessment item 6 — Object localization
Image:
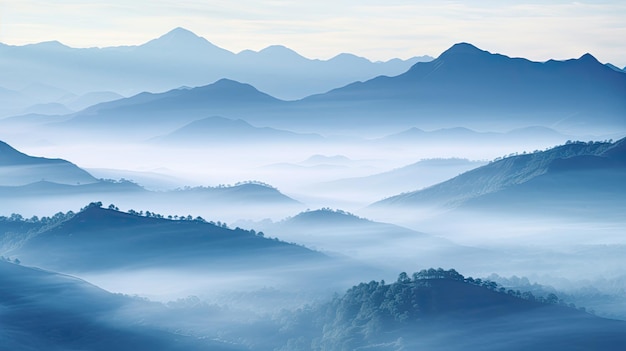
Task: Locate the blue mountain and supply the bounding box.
[372,137,626,216]
[0,140,97,186]
[295,43,626,134]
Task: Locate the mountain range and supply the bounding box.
[0,27,428,117]
[47,42,626,138]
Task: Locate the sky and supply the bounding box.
[1,0,625,66]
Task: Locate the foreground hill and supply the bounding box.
[0,260,240,350]
[373,138,626,217]
[0,140,97,186]
[9,204,323,272]
[273,269,626,351]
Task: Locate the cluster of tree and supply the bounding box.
[272,268,590,350]
[175,180,277,192]
[491,139,614,163]
[0,211,75,225]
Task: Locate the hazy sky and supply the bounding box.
[1,0,625,66]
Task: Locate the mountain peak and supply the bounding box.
[440,42,486,56]
[578,52,599,63]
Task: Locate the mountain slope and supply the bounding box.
[295,43,626,134]
[0,140,98,186]
[10,204,323,272]
[275,269,626,351]
[0,260,240,350]
[0,27,426,106]
[372,138,626,214]
[248,209,482,270]
[153,116,323,144]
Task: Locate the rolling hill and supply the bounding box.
[8,204,323,272]
[0,260,241,350]
[274,269,626,350]
[372,137,626,217]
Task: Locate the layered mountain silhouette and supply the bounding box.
[373,138,626,217]
[9,204,323,272]
[55,42,626,137]
[152,116,323,144]
[0,140,97,186]
[248,209,482,270]
[294,42,626,133]
[0,27,427,112]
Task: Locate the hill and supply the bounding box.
[0,140,97,186]
[372,138,626,216]
[246,209,483,271]
[274,268,626,351]
[0,260,240,350]
[8,204,323,272]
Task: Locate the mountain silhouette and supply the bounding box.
[372,138,626,216]
[293,42,626,133]
[153,116,323,144]
[0,27,426,106]
[11,205,323,272]
[0,140,97,186]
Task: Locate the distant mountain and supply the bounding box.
[10,204,323,272]
[50,43,626,138]
[0,140,97,186]
[59,79,284,137]
[372,138,626,216]
[293,43,626,134]
[606,63,626,72]
[312,158,486,202]
[0,260,239,350]
[153,116,323,144]
[380,126,570,145]
[247,209,480,270]
[275,269,626,351]
[0,27,428,109]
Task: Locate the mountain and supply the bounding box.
[246,209,481,270]
[153,116,323,144]
[0,140,98,186]
[372,138,626,216]
[59,79,284,137]
[0,27,427,110]
[311,158,486,202]
[293,43,626,134]
[274,269,626,351]
[380,126,570,145]
[0,260,240,350]
[51,43,626,138]
[9,204,323,272]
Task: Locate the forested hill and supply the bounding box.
[274,268,626,351]
[374,138,625,209]
[9,203,324,272]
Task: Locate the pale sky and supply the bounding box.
[1,0,625,66]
